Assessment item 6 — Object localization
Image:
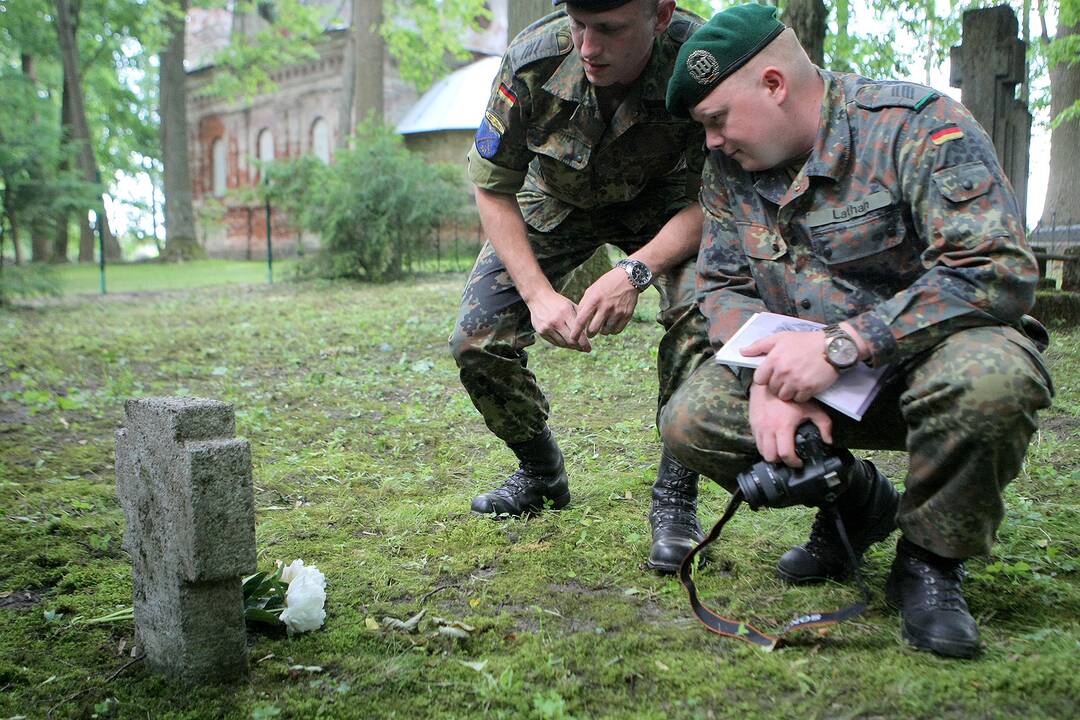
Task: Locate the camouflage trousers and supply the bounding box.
[449,211,712,445]
[659,325,1053,559]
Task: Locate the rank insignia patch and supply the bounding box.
[497,83,517,106]
[484,111,505,135]
[475,115,502,159]
[931,126,965,145]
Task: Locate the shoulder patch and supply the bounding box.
[667,16,702,44]
[509,27,572,74]
[854,82,938,112]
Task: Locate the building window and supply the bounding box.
[258,128,275,164]
[212,137,226,198]
[311,118,330,163]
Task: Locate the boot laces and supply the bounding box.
[913,560,967,612]
[650,497,700,533]
[803,509,845,569]
[491,464,557,500]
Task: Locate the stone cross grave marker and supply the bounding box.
[950,4,1031,224]
[115,397,256,683]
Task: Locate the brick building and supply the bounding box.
[185,0,507,259]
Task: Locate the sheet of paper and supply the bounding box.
[714,312,890,421]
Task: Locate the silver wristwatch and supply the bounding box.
[823,324,859,371]
[615,259,653,291]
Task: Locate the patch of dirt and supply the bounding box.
[0,590,41,610]
[1040,414,1080,440]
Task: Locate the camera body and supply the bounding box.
[736,422,846,510]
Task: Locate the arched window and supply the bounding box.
[258,128,275,164]
[212,137,226,197]
[311,118,330,163]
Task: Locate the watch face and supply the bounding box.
[827,337,859,368]
[619,260,651,289]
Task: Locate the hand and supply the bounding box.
[742,330,839,402]
[568,267,640,342]
[527,289,592,352]
[748,383,832,468]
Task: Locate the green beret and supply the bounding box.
[552,0,636,10]
[666,3,786,118]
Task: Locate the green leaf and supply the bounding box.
[245,607,284,625]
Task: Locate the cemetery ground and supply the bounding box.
[1,270,1078,720]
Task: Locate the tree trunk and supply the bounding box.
[508,0,551,38]
[339,0,384,145]
[53,0,121,262]
[782,0,827,67]
[161,0,200,260]
[52,77,71,263]
[4,185,22,266]
[21,53,52,263]
[1039,18,1080,237]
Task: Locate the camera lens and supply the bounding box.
[736,460,792,510]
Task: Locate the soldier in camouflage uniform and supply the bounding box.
[662,4,1053,657]
[450,0,714,573]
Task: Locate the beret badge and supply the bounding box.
[686,49,721,85]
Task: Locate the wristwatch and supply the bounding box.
[823,324,859,371]
[615,259,653,291]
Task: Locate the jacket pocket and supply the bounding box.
[932,161,993,203]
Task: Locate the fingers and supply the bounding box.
[809,409,833,444]
[569,303,597,342]
[741,337,774,357]
[752,362,774,388]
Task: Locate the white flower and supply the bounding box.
[277,560,327,635]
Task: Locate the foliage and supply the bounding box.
[242,565,289,625]
[0,70,95,242]
[382,0,492,91]
[0,274,1077,717]
[0,263,61,305]
[202,0,326,101]
[284,121,469,282]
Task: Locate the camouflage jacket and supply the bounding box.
[467,9,705,234]
[697,70,1041,368]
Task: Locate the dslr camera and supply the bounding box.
[736,421,848,510]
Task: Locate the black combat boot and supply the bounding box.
[886,537,980,658]
[776,458,899,584]
[647,450,705,574]
[471,427,570,516]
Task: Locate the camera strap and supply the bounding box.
[678,489,872,651]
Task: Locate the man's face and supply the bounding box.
[565,0,669,87]
[690,73,789,172]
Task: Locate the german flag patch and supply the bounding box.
[930,126,964,145]
[497,83,517,106]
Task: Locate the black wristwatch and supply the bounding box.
[615,259,653,291]
[823,324,859,371]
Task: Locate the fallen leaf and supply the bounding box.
[382,609,426,633]
[365,617,380,630]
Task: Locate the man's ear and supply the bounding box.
[654,0,676,34]
[761,67,788,105]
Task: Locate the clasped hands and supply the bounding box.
[527,267,640,352]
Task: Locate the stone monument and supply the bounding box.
[950,5,1031,224]
[115,397,256,683]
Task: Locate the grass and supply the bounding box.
[0,272,1078,719]
[46,259,299,296]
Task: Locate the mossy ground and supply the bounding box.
[1,271,1077,719]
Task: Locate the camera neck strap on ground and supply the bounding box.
[678,489,872,651]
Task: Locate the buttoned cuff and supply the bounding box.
[466,147,527,195]
[846,311,898,367]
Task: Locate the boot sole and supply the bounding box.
[647,542,707,575]
[471,489,571,517]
